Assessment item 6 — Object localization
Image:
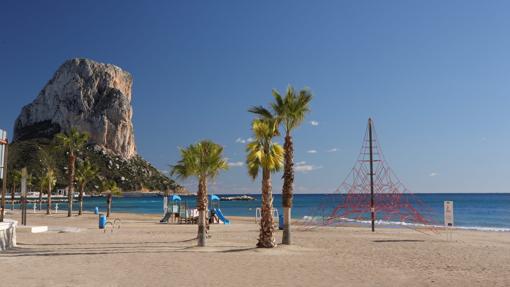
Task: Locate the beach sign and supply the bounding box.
[444,201,454,227]
[0,129,6,179]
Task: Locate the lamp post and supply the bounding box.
[21,167,27,225]
[0,129,8,222]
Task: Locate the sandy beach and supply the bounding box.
[0,211,508,287]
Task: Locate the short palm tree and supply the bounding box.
[10,170,22,210]
[101,180,121,218]
[26,173,33,192]
[56,128,89,217]
[246,118,284,248]
[37,175,44,210]
[75,160,98,215]
[171,140,229,247]
[43,169,57,215]
[39,148,56,212]
[250,86,312,245]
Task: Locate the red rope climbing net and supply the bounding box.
[304,119,437,232]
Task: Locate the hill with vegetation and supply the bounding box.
[7,137,179,193]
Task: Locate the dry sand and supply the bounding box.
[1,211,509,287]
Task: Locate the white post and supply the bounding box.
[55,203,59,214]
[163,196,168,215]
[21,168,27,225]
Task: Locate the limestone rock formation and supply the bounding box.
[13,58,137,159]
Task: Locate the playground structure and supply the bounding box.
[160,195,185,223]
[209,194,230,224]
[306,118,436,231]
[103,218,121,233]
[160,194,230,224]
[255,207,282,230]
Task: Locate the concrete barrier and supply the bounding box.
[0,219,17,251]
[17,225,48,233]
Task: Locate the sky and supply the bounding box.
[1,1,509,194]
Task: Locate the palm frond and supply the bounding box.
[170,140,228,181]
[248,105,273,119]
[271,85,313,132]
[245,118,284,179]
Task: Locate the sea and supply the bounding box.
[70,193,510,232]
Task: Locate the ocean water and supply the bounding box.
[68,193,510,231]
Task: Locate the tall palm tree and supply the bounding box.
[43,169,57,215]
[251,86,312,245]
[10,170,21,210]
[171,140,229,247]
[101,180,121,218]
[75,160,98,215]
[246,118,284,248]
[56,128,89,217]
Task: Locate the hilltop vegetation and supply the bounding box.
[6,137,179,193]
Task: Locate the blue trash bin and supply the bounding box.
[94,207,99,215]
[99,214,107,229]
[278,213,284,230]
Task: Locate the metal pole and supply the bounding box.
[369,118,375,232]
[21,167,27,226]
[0,139,7,222]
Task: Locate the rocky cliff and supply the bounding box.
[9,58,179,192]
[13,58,136,159]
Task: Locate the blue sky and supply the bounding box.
[1,1,509,193]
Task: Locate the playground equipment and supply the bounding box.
[305,119,436,232]
[104,218,121,233]
[160,194,231,225]
[160,195,187,223]
[213,208,230,224]
[209,194,229,224]
[255,207,279,228]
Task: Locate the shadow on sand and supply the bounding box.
[372,239,425,243]
[2,240,258,257]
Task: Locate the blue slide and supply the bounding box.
[214,208,230,224]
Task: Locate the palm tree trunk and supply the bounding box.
[11,184,15,210]
[196,177,208,247]
[46,182,51,215]
[106,193,112,218]
[78,183,84,215]
[282,133,294,245]
[258,167,276,248]
[67,153,75,217]
[38,188,43,211]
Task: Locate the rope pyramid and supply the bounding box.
[305,119,436,231]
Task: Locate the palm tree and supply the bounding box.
[43,169,57,215]
[39,147,56,212]
[246,118,284,248]
[75,160,98,215]
[101,180,121,218]
[171,140,229,247]
[56,128,89,217]
[37,176,44,211]
[10,170,21,210]
[26,173,34,210]
[250,86,312,245]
